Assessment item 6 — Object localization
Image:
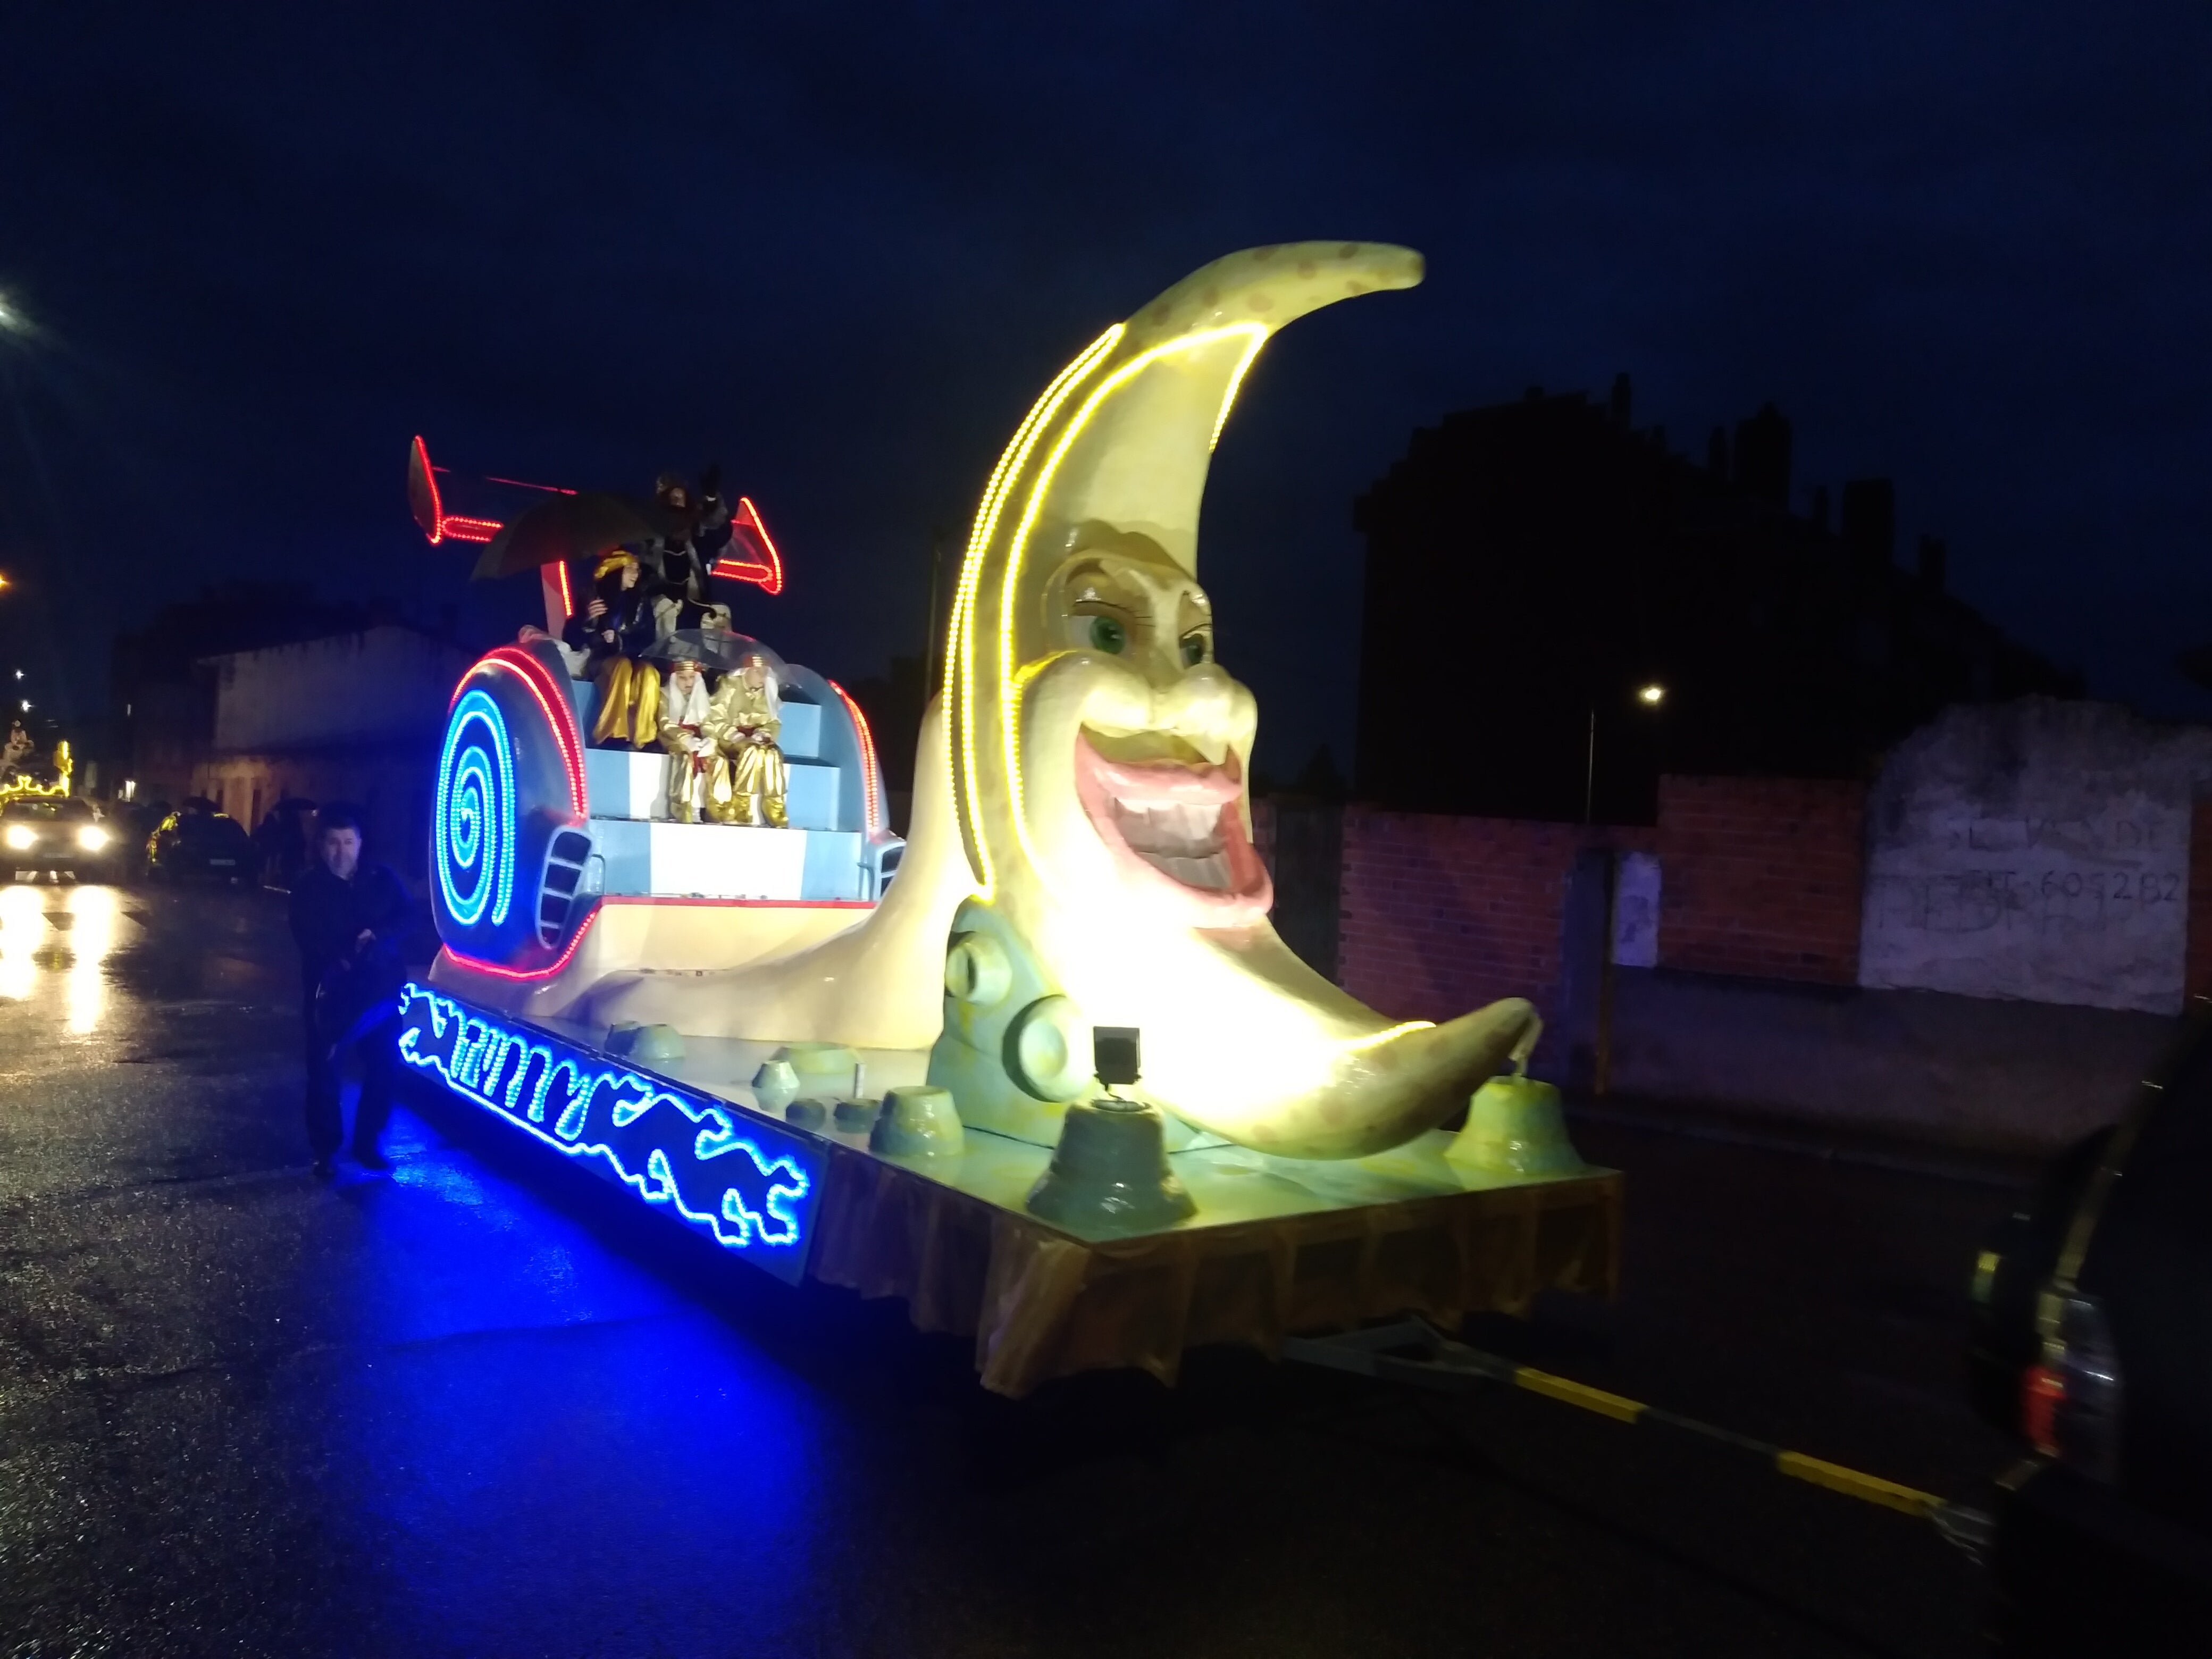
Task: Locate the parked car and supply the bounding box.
[145,807,262,886]
[1968,1004,2212,1654]
[0,797,123,882]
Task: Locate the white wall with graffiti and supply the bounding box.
[1859,698,2212,1014]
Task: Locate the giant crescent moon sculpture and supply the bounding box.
[583,243,1539,1159]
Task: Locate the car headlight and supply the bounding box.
[77,826,110,852]
[3,824,36,850]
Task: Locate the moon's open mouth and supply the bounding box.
[1073,731,1272,925]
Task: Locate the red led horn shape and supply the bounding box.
[711,497,785,594]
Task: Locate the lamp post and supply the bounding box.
[1584,683,1669,824]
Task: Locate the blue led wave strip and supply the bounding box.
[435,688,516,928]
[397,983,821,1283]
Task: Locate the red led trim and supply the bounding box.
[456,646,586,817]
[710,496,785,594]
[440,906,601,982]
[599,895,876,910]
[482,474,576,495]
[826,679,882,831]
[413,435,446,544]
[438,515,502,543]
[437,887,880,985]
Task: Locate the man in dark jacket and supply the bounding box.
[289,804,414,1178]
[635,465,734,632]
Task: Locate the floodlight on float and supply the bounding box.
[1638,683,1665,706]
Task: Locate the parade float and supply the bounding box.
[401,244,1620,1395]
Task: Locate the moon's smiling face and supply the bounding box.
[1012,531,1272,929]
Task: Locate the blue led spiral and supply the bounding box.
[435,688,515,929]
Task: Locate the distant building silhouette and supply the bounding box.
[112,583,472,866]
[1352,383,2080,823]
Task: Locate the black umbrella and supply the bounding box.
[471,491,683,580]
[643,628,765,673]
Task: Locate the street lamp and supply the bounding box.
[1586,681,1671,823]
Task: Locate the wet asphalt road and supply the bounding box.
[0,882,2032,1657]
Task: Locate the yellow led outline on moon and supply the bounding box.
[994,322,1273,872]
[950,324,1123,894]
[1209,329,1270,452]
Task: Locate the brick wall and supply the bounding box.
[1333,777,1868,1048]
[1336,808,1652,1036]
[1655,775,1866,984]
[2188,800,2212,1003]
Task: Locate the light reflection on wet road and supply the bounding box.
[0,882,128,1036]
[0,884,1999,1658]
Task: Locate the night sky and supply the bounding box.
[3,3,2208,779]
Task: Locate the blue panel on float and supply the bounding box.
[801,830,866,900]
[777,701,822,759]
[784,761,839,831]
[567,675,599,735]
[590,817,652,893]
[397,983,822,1284]
[583,749,669,819]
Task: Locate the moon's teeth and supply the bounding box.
[1168,851,1233,891]
[1112,800,1219,856]
[1109,798,1235,889]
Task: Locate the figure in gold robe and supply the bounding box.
[563,553,659,747]
[656,657,722,824]
[703,652,787,827]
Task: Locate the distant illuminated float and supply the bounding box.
[407,246,1611,1395]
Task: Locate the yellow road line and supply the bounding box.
[1514,1367,1647,1424]
[1774,1451,1943,1518]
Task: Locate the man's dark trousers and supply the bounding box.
[291,855,413,1161]
[304,1004,399,1160]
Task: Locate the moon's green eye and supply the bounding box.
[1179,632,1210,668]
[1088,615,1128,654]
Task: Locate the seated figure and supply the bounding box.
[703,651,786,827]
[563,552,659,747]
[656,656,719,824]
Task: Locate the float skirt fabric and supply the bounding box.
[807,1146,1621,1396]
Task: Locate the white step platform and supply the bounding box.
[583,748,841,831]
[586,818,867,901]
